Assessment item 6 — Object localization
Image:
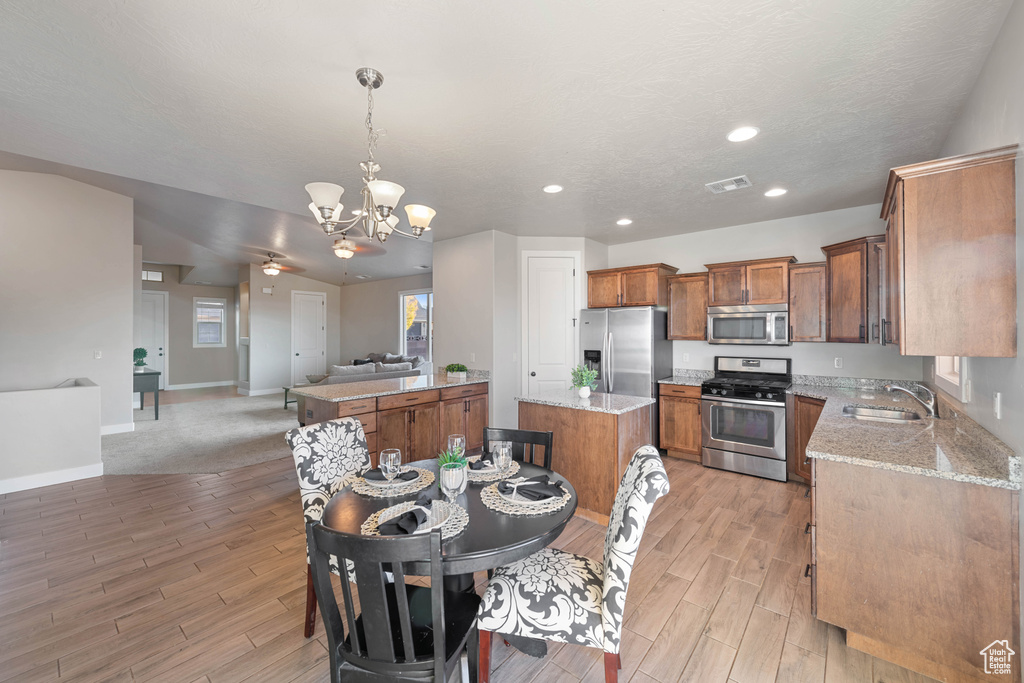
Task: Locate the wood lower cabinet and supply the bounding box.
[788,394,824,482]
[667,273,708,340]
[814,458,1020,682]
[706,257,796,306]
[788,263,826,342]
[439,383,489,455]
[822,236,884,343]
[659,384,701,461]
[880,145,1018,357]
[377,402,440,464]
[587,264,678,308]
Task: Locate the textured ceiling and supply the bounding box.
[0,0,1013,285]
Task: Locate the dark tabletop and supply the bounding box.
[321,459,578,575]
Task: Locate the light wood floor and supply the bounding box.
[0,455,938,682]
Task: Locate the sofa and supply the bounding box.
[295,353,432,423]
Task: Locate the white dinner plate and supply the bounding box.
[378,503,451,534]
[498,483,559,506]
[364,470,420,487]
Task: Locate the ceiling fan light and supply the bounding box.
[366,180,405,212]
[404,204,436,229]
[262,261,281,276]
[333,239,356,259]
[305,182,344,209]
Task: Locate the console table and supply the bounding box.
[133,369,161,420]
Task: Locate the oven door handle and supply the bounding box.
[700,396,788,408]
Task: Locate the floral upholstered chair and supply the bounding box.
[475,445,669,683]
[285,417,371,637]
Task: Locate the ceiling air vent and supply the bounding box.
[705,175,753,194]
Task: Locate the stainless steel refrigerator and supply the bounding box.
[580,307,673,443]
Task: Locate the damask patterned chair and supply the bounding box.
[475,445,670,683]
[286,417,371,638]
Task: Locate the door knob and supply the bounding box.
[295,353,299,356]
[530,371,536,377]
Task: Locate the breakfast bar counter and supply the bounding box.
[516,389,654,523]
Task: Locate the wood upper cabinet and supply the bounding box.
[667,273,708,340]
[789,394,824,482]
[659,384,701,460]
[880,145,1018,357]
[869,241,887,344]
[587,264,678,308]
[788,263,826,343]
[706,257,796,306]
[821,236,884,344]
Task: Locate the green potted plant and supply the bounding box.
[133,347,148,373]
[571,364,599,399]
[437,447,468,500]
[445,362,468,382]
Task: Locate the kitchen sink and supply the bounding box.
[842,405,922,423]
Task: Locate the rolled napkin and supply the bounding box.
[497,476,564,501]
[414,494,433,509]
[364,468,419,482]
[377,507,428,535]
[469,454,494,470]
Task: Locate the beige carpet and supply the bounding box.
[102,395,298,474]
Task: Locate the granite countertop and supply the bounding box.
[291,373,488,402]
[516,390,655,415]
[794,383,1020,491]
[658,376,704,387]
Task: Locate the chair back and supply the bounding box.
[483,427,554,469]
[308,524,447,681]
[286,417,370,524]
[600,445,670,654]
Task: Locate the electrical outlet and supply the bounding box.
[994,392,1002,419]
[94,350,102,359]
[683,353,690,362]
[833,357,843,369]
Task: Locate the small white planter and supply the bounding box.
[447,371,468,382]
[577,386,591,399]
[134,365,147,373]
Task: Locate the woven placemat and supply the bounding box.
[466,456,520,483]
[350,467,434,498]
[480,480,571,517]
[360,499,468,540]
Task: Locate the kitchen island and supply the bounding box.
[292,374,489,464]
[517,389,655,524]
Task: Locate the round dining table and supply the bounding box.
[321,458,578,584]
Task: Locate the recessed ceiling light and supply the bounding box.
[356,275,370,279]
[727,126,759,142]
[542,185,563,194]
[616,218,633,226]
[764,188,787,197]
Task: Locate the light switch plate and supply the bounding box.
[262,287,273,295]
[833,357,843,369]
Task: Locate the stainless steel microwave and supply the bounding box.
[706,305,790,345]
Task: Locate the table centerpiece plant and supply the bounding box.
[570,364,599,399]
[445,363,468,382]
[133,347,148,373]
[437,447,469,500]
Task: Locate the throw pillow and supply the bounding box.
[367,352,387,363]
[328,363,376,377]
[399,354,424,367]
[382,353,404,364]
[352,358,373,366]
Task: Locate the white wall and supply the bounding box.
[608,204,927,380]
[247,265,342,393]
[338,273,433,362]
[433,231,496,374]
[492,231,518,427]
[0,171,134,431]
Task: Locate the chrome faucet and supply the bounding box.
[884,383,938,418]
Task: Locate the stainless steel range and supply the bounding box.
[701,356,792,481]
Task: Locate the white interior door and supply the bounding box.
[292,291,326,385]
[527,256,576,394]
[138,291,167,389]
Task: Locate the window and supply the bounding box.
[193,297,227,348]
[934,355,969,402]
[400,290,433,361]
[142,269,164,282]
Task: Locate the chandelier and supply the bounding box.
[305,68,436,248]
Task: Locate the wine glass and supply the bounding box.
[493,441,512,479]
[380,449,402,485]
[448,434,466,459]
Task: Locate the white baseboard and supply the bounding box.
[132,397,141,409]
[165,380,237,390]
[101,422,135,435]
[0,463,104,495]
[242,388,286,397]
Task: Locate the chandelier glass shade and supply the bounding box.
[305,68,434,253]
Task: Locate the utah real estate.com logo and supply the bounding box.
[980,640,1015,676]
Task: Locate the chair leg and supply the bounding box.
[303,565,317,638]
[603,652,618,683]
[616,653,621,669]
[478,629,491,683]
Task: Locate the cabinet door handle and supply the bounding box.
[871,322,879,341]
[789,324,794,342]
[805,564,812,578]
[804,522,811,534]
[410,410,415,424]
[859,324,865,341]
[881,319,888,346]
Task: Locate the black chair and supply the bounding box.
[307,523,480,683]
[482,427,553,469]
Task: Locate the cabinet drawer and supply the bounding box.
[660,384,700,399]
[355,411,376,434]
[377,390,440,411]
[336,397,377,418]
[440,383,488,401]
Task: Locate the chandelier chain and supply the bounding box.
[365,84,381,163]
